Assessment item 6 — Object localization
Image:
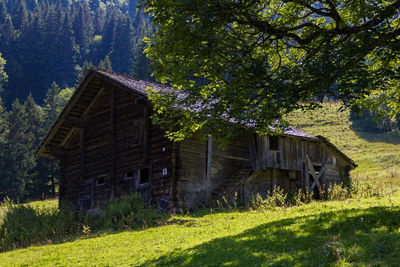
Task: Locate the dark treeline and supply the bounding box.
[0,83,73,201]
[0,0,154,202]
[0,0,153,107]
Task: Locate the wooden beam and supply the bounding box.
[272,168,277,191]
[45,145,64,159]
[82,87,105,119]
[110,88,116,200]
[306,155,322,191]
[305,162,310,190]
[222,155,251,162]
[59,88,105,148]
[64,115,83,128]
[310,160,327,191]
[248,134,258,171]
[206,135,213,201]
[143,105,150,163]
[80,127,85,178]
[37,73,94,157]
[260,136,267,169]
[170,143,179,209]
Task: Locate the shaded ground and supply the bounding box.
[141,206,400,266]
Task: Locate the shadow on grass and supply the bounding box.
[0,194,170,252]
[140,206,400,266]
[349,113,400,145]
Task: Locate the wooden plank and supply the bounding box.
[272,168,277,190]
[143,105,150,163]
[310,160,327,191]
[306,154,322,190]
[248,134,258,171]
[82,87,105,119]
[304,162,310,190]
[80,127,85,178]
[64,115,83,128]
[110,88,116,200]
[206,135,212,201]
[260,136,267,169]
[170,142,179,208]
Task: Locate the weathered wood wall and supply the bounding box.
[57,75,352,211]
[59,77,173,209]
[243,135,350,201]
[175,135,250,209]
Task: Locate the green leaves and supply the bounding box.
[140,0,400,140]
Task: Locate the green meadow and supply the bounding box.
[1,103,400,266]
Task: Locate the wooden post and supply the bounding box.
[206,135,212,201]
[110,88,116,200]
[80,126,85,179]
[143,105,150,163]
[272,168,277,191]
[248,133,258,171]
[170,143,179,208]
[305,162,310,190]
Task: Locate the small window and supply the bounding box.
[124,169,137,180]
[332,156,336,165]
[269,136,279,151]
[96,176,105,186]
[162,168,168,176]
[162,147,166,152]
[139,168,149,184]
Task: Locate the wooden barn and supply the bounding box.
[36,69,356,210]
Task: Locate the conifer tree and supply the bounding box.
[110,16,134,73]
[0,0,8,25]
[0,52,7,93]
[12,0,28,30]
[130,40,153,81]
[0,98,35,201]
[99,55,112,71]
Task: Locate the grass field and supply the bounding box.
[286,103,400,191]
[1,102,400,266]
[0,195,399,266]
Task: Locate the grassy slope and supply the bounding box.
[287,103,400,189]
[1,103,400,266]
[1,196,399,266]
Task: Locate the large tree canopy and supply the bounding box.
[140,0,400,140]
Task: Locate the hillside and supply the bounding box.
[1,103,400,266]
[287,103,400,191]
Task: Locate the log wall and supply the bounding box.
[59,77,173,209]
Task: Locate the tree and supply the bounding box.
[12,0,28,30]
[139,0,400,140]
[130,40,153,81]
[0,52,7,93]
[98,55,112,71]
[0,98,36,201]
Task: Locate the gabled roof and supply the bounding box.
[36,68,167,158]
[36,69,356,168]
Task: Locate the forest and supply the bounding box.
[0,0,153,201]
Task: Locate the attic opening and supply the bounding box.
[269,136,279,151]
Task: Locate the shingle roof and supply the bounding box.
[96,69,318,140]
[96,69,175,96]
